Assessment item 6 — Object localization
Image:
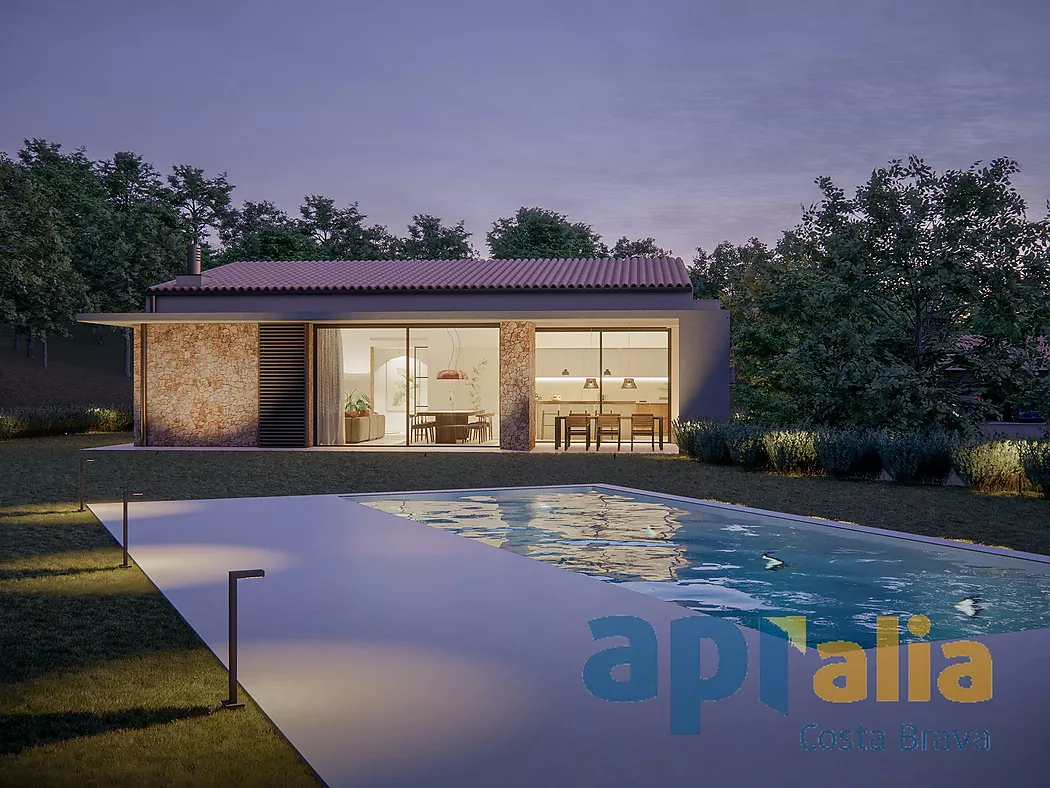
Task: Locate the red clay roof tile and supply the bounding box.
[148,257,693,293]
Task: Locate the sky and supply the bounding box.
[3,0,1049,259]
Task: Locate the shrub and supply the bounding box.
[692,420,733,465]
[877,430,957,485]
[0,405,133,441]
[671,420,701,457]
[813,429,883,480]
[725,424,768,470]
[1019,440,1050,498]
[952,440,1022,493]
[762,429,819,475]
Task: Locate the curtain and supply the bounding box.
[316,329,344,445]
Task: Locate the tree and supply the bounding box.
[610,236,670,258]
[298,195,391,259]
[731,157,1050,431]
[97,151,186,373]
[16,140,110,343]
[0,154,89,367]
[487,207,606,259]
[218,200,316,262]
[166,165,234,248]
[391,214,476,259]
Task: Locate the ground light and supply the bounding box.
[222,568,266,709]
[121,489,145,568]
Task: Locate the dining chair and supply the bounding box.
[595,414,621,451]
[629,413,656,452]
[564,413,591,450]
[410,413,436,443]
[465,412,493,443]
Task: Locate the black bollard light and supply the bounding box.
[78,455,97,512]
[221,569,266,709]
[121,490,145,568]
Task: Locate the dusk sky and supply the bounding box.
[3,0,1049,258]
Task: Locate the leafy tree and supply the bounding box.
[298,195,391,259]
[16,140,110,333]
[391,214,476,259]
[219,200,316,262]
[610,236,670,258]
[0,154,89,366]
[733,157,1050,431]
[487,207,606,259]
[97,151,185,373]
[166,165,234,251]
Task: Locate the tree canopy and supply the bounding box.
[487,206,606,259]
[696,157,1050,430]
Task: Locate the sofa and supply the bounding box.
[345,413,386,443]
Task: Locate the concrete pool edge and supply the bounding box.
[343,482,1050,566]
[85,493,1050,786]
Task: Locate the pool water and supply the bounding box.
[346,485,1050,648]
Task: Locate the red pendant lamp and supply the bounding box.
[437,328,467,379]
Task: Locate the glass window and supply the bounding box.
[407,327,499,446]
[316,327,408,446]
[535,328,671,442]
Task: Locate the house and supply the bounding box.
[78,248,730,450]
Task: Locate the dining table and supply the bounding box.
[553,414,665,450]
[421,409,482,444]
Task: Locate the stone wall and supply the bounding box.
[133,326,141,444]
[139,323,260,447]
[498,321,536,450]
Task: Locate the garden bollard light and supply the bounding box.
[121,490,145,568]
[78,455,97,512]
[222,569,266,709]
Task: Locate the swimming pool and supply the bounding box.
[345,484,1050,648]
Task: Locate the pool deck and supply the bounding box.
[89,490,1049,788]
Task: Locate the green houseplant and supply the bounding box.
[344,390,371,418]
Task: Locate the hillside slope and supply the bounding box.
[0,324,133,408]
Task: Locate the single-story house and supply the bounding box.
[78,249,730,450]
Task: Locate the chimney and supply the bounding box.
[187,242,201,275]
[175,242,210,287]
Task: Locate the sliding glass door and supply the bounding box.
[534,328,671,441]
[314,325,499,447]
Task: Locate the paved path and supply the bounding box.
[90,494,1048,788]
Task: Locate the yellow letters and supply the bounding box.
[938,641,992,703]
[814,641,867,702]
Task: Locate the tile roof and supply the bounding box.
[148,257,693,293]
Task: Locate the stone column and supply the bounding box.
[499,321,536,451]
[132,326,142,446]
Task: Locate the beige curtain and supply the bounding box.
[316,329,344,445]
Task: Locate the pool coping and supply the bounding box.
[344,481,1050,566]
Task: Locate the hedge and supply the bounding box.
[670,418,1048,496]
[0,405,133,440]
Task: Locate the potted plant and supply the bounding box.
[344,391,371,418]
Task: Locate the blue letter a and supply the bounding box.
[670,616,747,734]
[583,616,658,702]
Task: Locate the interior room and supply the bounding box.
[314,325,500,447]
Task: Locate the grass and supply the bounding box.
[2,432,1049,785]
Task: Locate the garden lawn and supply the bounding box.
[2,433,1049,786]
